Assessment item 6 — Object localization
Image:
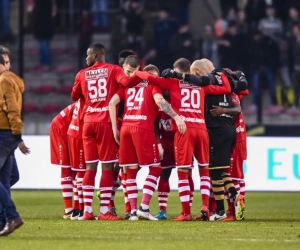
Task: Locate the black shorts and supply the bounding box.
[208,126,236,169]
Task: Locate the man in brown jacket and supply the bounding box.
[0,54,29,236]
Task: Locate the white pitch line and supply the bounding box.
[219,238,299,243]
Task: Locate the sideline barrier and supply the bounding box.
[12,136,300,191]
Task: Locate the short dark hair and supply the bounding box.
[124,55,140,68]
[143,64,160,75]
[0,45,10,56]
[118,49,135,66]
[89,43,105,53]
[173,58,190,72]
[0,54,5,66]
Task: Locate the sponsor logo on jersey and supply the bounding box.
[218,102,229,106]
[86,106,109,112]
[60,110,66,117]
[179,108,201,113]
[69,124,79,131]
[178,80,199,89]
[123,114,147,120]
[135,80,149,88]
[236,126,245,133]
[180,115,204,123]
[85,68,108,79]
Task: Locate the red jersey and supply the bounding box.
[158,107,174,141]
[71,62,139,123]
[51,104,75,130]
[117,80,162,131]
[231,93,246,142]
[135,72,231,131]
[67,98,85,139]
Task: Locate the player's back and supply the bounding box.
[80,62,124,123]
[52,103,75,130]
[67,98,84,139]
[168,79,206,130]
[122,80,161,131]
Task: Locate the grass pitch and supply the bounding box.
[1,191,300,250]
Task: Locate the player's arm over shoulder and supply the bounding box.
[202,73,231,95]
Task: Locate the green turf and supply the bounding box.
[1,191,300,250]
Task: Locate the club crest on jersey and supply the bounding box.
[179,80,199,89]
[160,119,171,131]
[136,80,148,88]
[85,68,108,80]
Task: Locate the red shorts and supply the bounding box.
[161,138,175,169]
[230,141,245,179]
[174,128,209,168]
[119,126,160,167]
[50,123,70,168]
[83,122,119,163]
[67,135,86,171]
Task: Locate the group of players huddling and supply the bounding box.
[50,43,248,222]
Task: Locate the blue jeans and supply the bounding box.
[252,66,277,106]
[39,40,51,66]
[0,131,21,225]
[11,156,19,187]
[0,0,10,38]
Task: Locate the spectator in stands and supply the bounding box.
[245,0,267,32]
[178,0,191,24]
[28,0,57,73]
[0,0,15,43]
[237,10,249,35]
[169,23,196,63]
[200,24,219,67]
[258,4,283,39]
[286,7,300,37]
[123,0,144,37]
[92,0,109,29]
[153,8,178,69]
[244,30,283,115]
[287,24,300,114]
[77,9,93,69]
[218,21,243,70]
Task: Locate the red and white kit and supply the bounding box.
[72,63,130,163]
[230,92,247,180]
[50,103,75,167]
[117,80,162,167]
[159,109,175,168]
[67,98,86,171]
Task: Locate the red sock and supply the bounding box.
[121,172,130,214]
[157,178,170,211]
[209,186,216,212]
[82,169,96,213]
[199,168,210,207]
[109,171,121,208]
[61,167,73,213]
[188,175,194,207]
[178,171,190,215]
[126,168,138,213]
[141,167,161,210]
[99,170,113,214]
[239,179,246,197]
[76,171,85,211]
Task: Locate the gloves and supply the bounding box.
[232,70,245,80]
[158,143,164,160]
[161,68,183,79]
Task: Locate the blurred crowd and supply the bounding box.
[1,0,300,116]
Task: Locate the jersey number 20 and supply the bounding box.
[181,89,200,109]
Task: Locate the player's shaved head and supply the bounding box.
[143,64,160,76]
[173,58,190,74]
[123,55,140,77]
[190,58,215,76]
[118,49,135,66]
[86,43,105,66]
